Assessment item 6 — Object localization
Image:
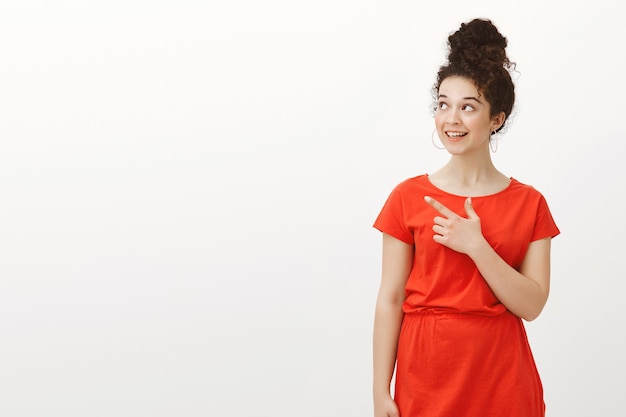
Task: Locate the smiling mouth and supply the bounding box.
[446,131,467,139]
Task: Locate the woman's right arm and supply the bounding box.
[373,233,413,417]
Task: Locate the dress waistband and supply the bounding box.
[403,308,515,321]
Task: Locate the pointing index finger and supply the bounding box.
[424,196,457,218]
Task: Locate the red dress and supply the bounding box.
[374,175,560,417]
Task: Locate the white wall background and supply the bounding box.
[1,1,624,416]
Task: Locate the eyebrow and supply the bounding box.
[438,94,482,103]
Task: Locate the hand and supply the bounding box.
[424,196,487,256]
[374,394,400,417]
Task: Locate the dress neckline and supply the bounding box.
[423,174,516,198]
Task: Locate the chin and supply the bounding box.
[442,144,467,155]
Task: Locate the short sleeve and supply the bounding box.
[373,185,414,245]
[531,194,560,241]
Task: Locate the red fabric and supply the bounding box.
[373,174,560,417]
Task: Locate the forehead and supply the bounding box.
[438,76,480,98]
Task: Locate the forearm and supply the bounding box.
[469,241,548,321]
[373,299,404,396]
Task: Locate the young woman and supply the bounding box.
[372,18,559,417]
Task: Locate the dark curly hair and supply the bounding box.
[433,18,516,132]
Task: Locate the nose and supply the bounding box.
[446,108,461,124]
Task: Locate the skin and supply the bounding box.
[372,76,553,417]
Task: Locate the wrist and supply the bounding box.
[467,236,491,260]
[373,385,392,398]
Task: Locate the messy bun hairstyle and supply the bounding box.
[434,18,516,132]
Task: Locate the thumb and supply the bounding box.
[465,197,478,219]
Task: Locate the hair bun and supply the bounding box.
[447,18,511,70]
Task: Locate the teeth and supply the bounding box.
[447,132,466,138]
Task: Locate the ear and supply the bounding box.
[490,112,506,132]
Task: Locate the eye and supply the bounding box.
[462,104,475,111]
[437,102,448,110]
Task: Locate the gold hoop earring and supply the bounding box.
[489,131,499,153]
[431,129,445,150]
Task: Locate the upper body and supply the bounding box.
[374,174,559,317]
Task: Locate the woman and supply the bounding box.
[372,18,559,417]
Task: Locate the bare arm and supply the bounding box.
[470,236,551,321]
[425,196,552,321]
[373,233,413,417]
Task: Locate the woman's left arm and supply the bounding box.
[469,236,551,321]
[425,196,552,321]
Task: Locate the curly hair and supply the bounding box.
[433,18,516,132]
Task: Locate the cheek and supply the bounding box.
[465,117,489,131]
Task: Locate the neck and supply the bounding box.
[440,153,500,186]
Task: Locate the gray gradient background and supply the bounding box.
[1,0,624,416]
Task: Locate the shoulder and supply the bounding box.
[377,174,431,213]
[507,178,547,200]
[389,174,430,195]
[504,178,557,221]
[506,179,560,239]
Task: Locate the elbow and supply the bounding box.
[521,286,550,322]
[520,300,547,322]
[521,311,541,322]
[376,295,405,312]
